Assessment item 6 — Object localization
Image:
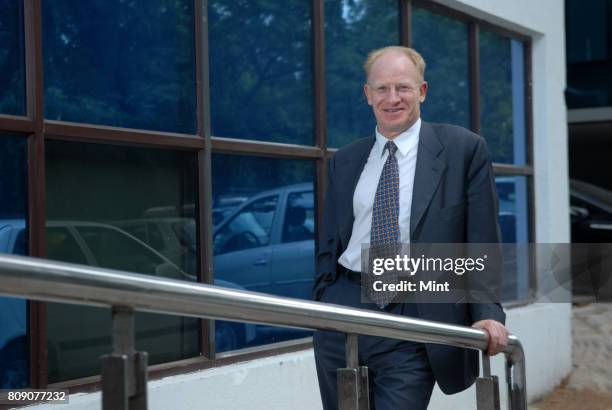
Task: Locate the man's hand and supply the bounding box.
[472,320,509,356]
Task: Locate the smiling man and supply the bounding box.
[313,46,509,409]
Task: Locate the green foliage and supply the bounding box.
[0,136,27,219]
[480,30,515,164]
[209,0,314,144]
[325,0,399,147]
[0,0,26,116]
[42,0,196,133]
[412,6,470,128]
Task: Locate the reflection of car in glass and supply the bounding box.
[213,183,315,347]
[213,183,315,299]
[111,217,197,275]
[0,220,29,387]
[0,220,255,376]
[569,180,612,299]
[212,195,249,226]
[570,179,612,242]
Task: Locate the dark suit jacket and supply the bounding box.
[314,121,506,394]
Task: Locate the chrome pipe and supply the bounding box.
[0,254,526,408]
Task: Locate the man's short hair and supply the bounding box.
[364,46,426,81]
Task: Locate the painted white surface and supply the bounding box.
[24,304,571,410]
[24,1,571,409]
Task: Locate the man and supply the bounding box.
[313,46,509,409]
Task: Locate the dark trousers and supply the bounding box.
[313,274,435,410]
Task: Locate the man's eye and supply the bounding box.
[398,86,411,92]
[376,87,388,93]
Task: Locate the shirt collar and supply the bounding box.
[374,118,421,158]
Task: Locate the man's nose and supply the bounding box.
[386,88,401,103]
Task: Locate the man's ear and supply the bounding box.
[419,81,428,103]
[364,84,373,106]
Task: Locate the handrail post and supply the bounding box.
[100,306,148,410]
[505,346,527,410]
[476,352,500,410]
[337,334,369,410]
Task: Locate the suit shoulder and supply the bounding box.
[428,122,483,145]
[427,122,485,153]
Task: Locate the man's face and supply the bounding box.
[364,51,427,139]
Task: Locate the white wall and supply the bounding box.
[25,1,572,409]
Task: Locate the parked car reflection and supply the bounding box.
[104,184,316,351]
[0,220,28,388]
[212,183,315,348]
[570,179,612,242]
[0,219,255,379]
[570,179,612,299]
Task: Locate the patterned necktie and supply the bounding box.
[367,141,401,307]
[371,141,400,245]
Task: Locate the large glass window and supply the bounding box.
[496,176,530,301]
[325,0,399,148]
[208,1,313,144]
[45,140,199,382]
[0,1,26,116]
[480,29,527,165]
[566,0,612,108]
[42,0,196,133]
[212,155,314,352]
[0,135,28,388]
[0,0,535,386]
[411,6,470,128]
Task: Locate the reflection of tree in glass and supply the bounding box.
[325,0,399,148]
[211,154,313,206]
[209,0,313,144]
[480,30,514,164]
[0,138,27,220]
[412,7,470,129]
[0,1,26,115]
[42,0,196,133]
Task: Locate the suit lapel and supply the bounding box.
[410,122,446,239]
[339,137,375,248]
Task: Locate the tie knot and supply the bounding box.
[385,141,398,156]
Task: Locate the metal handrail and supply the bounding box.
[0,254,526,409]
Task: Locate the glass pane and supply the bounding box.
[566,0,612,64]
[45,140,198,382]
[282,191,315,243]
[209,1,313,144]
[566,0,612,108]
[0,0,26,115]
[411,6,470,128]
[496,176,530,301]
[42,0,196,133]
[0,135,28,388]
[480,30,527,165]
[212,155,314,352]
[326,0,399,148]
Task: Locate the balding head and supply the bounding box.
[364,46,426,83]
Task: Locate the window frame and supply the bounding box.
[0,0,534,391]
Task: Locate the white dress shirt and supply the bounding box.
[338,118,421,272]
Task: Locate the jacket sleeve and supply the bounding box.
[466,137,506,325]
[313,155,339,301]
